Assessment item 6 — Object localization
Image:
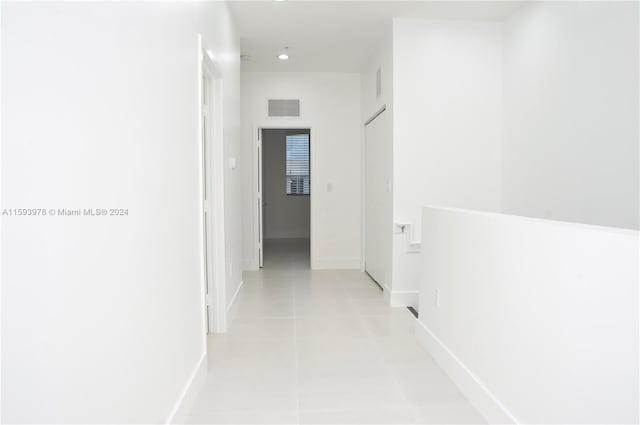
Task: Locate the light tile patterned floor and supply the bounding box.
[187,239,485,424]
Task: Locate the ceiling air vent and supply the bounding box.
[267,99,301,118]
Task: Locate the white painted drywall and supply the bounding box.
[262,129,310,240]
[1,2,240,422]
[361,23,394,123]
[502,1,639,230]
[391,19,503,296]
[241,72,361,270]
[361,26,394,290]
[417,206,639,424]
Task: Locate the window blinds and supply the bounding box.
[286,134,310,195]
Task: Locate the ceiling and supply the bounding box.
[228,1,524,72]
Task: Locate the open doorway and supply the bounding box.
[258,128,311,269]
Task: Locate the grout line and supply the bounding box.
[248,248,420,421]
[291,271,302,424]
[350,292,417,417]
[347,281,418,415]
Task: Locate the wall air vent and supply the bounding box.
[267,99,301,118]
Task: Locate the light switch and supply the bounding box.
[229,158,237,169]
[327,183,333,192]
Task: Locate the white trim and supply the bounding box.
[196,34,208,349]
[387,290,419,307]
[200,36,227,334]
[257,128,263,268]
[255,124,314,269]
[166,352,208,424]
[382,283,392,305]
[381,284,418,307]
[414,319,519,425]
[360,115,366,272]
[424,205,637,236]
[227,280,244,314]
[225,280,244,328]
[311,257,361,270]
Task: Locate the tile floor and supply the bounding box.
[186,239,485,424]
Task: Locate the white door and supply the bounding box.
[200,37,227,333]
[202,75,213,333]
[364,109,392,287]
[257,129,264,268]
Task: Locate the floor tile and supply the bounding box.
[206,337,296,371]
[360,309,417,338]
[414,402,487,424]
[297,372,408,410]
[296,336,383,371]
[372,336,439,368]
[295,315,370,340]
[235,297,295,318]
[186,238,485,424]
[391,365,468,407]
[187,409,299,424]
[193,368,298,411]
[228,317,296,340]
[299,408,417,424]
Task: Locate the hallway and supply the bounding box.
[186,239,484,424]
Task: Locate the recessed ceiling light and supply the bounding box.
[278,47,290,60]
[273,0,287,2]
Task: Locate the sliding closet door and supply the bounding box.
[364,109,392,288]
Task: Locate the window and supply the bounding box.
[286,133,310,195]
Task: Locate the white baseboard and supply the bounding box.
[414,320,519,424]
[225,279,244,329]
[387,290,419,307]
[166,352,208,424]
[382,284,392,305]
[311,257,361,270]
[381,284,418,307]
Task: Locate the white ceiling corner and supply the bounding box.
[228,0,525,72]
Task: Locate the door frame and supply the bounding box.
[198,35,227,336]
[254,125,313,268]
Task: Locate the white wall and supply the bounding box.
[262,129,310,239]
[361,24,394,123]
[417,206,639,424]
[391,19,503,299]
[241,72,361,270]
[1,2,240,422]
[502,1,639,230]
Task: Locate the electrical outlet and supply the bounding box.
[436,289,440,308]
